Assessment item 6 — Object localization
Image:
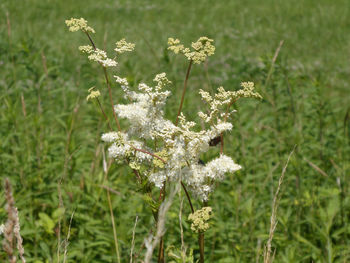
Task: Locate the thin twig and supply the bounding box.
[103,149,121,263]
[179,198,186,259]
[264,145,296,263]
[130,216,139,263]
[304,158,328,177]
[103,67,122,131]
[97,98,112,131]
[144,183,180,263]
[63,211,75,263]
[265,40,284,87]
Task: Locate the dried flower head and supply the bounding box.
[65,17,95,33]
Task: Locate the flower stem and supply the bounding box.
[157,235,165,263]
[198,232,204,263]
[181,181,194,213]
[96,98,112,131]
[85,32,121,131]
[220,98,238,154]
[175,60,193,126]
[103,67,121,131]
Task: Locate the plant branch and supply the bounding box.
[130,146,166,164]
[199,233,204,263]
[175,60,193,126]
[181,181,194,213]
[220,98,238,154]
[97,98,112,131]
[103,67,122,131]
[85,32,121,131]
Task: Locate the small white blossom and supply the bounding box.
[168,36,215,64]
[101,131,126,143]
[65,17,95,33]
[86,87,100,101]
[114,75,129,86]
[205,155,241,180]
[115,38,135,53]
[79,46,117,67]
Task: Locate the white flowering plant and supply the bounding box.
[66,17,262,263]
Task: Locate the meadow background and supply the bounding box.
[1,0,350,262]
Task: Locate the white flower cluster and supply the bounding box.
[79,45,117,67]
[168,37,215,64]
[102,131,152,169]
[86,87,100,101]
[115,38,135,53]
[188,207,213,233]
[100,72,256,201]
[65,18,95,33]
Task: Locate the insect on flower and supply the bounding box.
[209,136,221,146]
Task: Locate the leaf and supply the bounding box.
[38,212,55,234]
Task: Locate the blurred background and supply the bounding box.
[1,0,350,262]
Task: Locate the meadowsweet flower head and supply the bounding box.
[153,149,168,168]
[115,38,135,54]
[168,36,215,64]
[79,46,117,67]
[215,82,262,101]
[114,75,129,86]
[154,73,171,91]
[168,38,184,54]
[188,207,213,233]
[65,18,95,33]
[78,45,94,53]
[101,131,125,143]
[86,87,100,101]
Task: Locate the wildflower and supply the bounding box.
[153,73,171,91]
[78,45,94,53]
[86,87,100,101]
[168,36,215,64]
[101,131,125,143]
[188,207,213,233]
[215,82,262,101]
[167,38,184,54]
[79,46,117,67]
[115,38,135,53]
[114,75,129,86]
[65,18,95,33]
[153,149,168,168]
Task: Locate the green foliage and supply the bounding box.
[1,0,350,262]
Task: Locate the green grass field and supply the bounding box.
[1,0,350,262]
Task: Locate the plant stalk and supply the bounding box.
[198,232,205,263]
[175,60,193,126]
